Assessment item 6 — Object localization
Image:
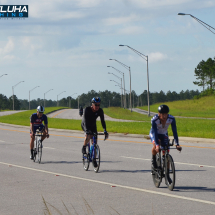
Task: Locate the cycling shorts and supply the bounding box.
[30,124,45,134]
[149,133,169,149]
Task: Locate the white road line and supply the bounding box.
[43,147,55,149]
[0,140,5,142]
[120,156,215,168]
[0,161,215,206]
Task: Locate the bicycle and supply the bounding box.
[151,139,180,191]
[33,128,44,164]
[82,132,106,173]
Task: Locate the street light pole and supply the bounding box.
[29,86,39,110]
[12,81,24,110]
[69,93,77,108]
[119,45,150,116]
[178,13,215,35]
[109,59,132,112]
[108,73,123,108]
[44,89,53,108]
[57,91,66,107]
[107,66,126,108]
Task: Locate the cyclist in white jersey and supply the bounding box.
[149,105,182,169]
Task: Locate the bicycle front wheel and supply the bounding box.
[37,140,42,164]
[93,144,100,173]
[33,139,37,162]
[152,153,162,188]
[83,146,90,171]
[165,154,175,191]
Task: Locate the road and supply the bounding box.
[0,110,26,117]
[48,109,142,122]
[0,124,215,214]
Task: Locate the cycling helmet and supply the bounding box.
[37,106,45,113]
[91,97,101,103]
[158,104,169,113]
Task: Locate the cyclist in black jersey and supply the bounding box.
[81,97,108,167]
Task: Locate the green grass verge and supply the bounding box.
[1,106,215,138]
[0,107,68,126]
[103,107,151,122]
[138,95,215,118]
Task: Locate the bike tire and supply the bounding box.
[152,153,162,188]
[165,154,175,191]
[33,138,37,162]
[83,146,90,171]
[37,140,42,164]
[93,144,100,173]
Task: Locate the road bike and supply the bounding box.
[82,132,106,173]
[33,128,44,164]
[151,139,179,191]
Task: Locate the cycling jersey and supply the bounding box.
[149,114,179,146]
[81,106,106,133]
[30,113,48,126]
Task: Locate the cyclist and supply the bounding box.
[150,105,182,172]
[79,106,83,117]
[81,97,109,167]
[30,106,49,159]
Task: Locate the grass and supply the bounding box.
[138,95,215,118]
[1,106,215,138]
[0,107,68,126]
[103,107,151,121]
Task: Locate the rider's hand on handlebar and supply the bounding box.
[176,145,182,152]
[31,133,35,138]
[46,134,49,138]
[155,145,160,153]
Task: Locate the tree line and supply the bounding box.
[0,89,200,110]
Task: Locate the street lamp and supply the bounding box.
[178,13,215,35]
[109,59,132,112]
[12,81,24,110]
[69,93,77,108]
[107,66,126,108]
[109,75,123,108]
[44,89,53,108]
[57,91,66,107]
[29,86,39,110]
[0,74,7,78]
[119,45,150,116]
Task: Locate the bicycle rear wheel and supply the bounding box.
[165,154,175,191]
[37,140,42,164]
[152,153,162,188]
[93,144,100,173]
[83,146,90,171]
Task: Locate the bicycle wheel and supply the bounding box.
[152,153,162,188]
[93,144,100,173]
[37,140,42,164]
[33,139,37,162]
[83,145,90,171]
[165,154,175,191]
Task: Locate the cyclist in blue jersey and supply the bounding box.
[150,105,182,169]
[29,106,49,159]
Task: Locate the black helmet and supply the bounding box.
[158,104,169,113]
[91,97,101,103]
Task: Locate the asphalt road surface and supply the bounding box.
[0,124,215,214]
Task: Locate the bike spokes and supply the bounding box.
[165,154,175,191]
[93,145,100,173]
[83,145,90,171]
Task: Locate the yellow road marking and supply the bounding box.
[0,127,215,149]
[0,161,215,205]
[51,109,67,118]
[120,156,215,168]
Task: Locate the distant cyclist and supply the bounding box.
[81,97,109,167]
[150,105,182,169]
[30,106,49,159]
[79,106,83,117]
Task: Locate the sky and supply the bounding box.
[0,0,215,101]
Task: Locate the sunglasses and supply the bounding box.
[94,104,100,107]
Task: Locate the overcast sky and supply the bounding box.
[0,0,215,101]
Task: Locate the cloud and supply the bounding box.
[0,38,14,54]
[104,14,139,26]
[117,26,145,35]
[148,52,168,62]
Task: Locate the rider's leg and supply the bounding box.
[30,132,35,159]
[82,134,92,154]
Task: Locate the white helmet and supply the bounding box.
[37,106,45,113]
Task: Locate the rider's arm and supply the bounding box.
[171,117,179,146]
[30,114,35,134]
[43,115,49,135]
[99,109,107,132]
[84,107,92,133]
[151,120,159,146]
